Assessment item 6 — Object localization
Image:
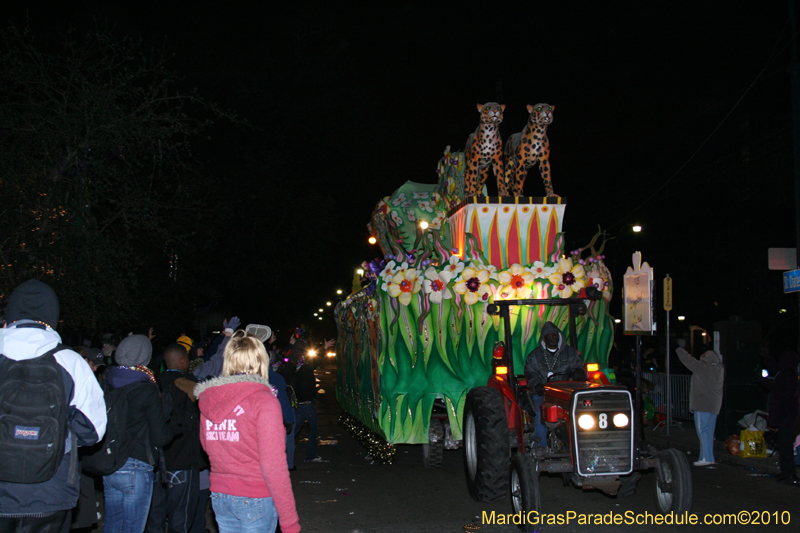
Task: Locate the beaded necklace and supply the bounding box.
[117,364,157,384]
[543,349,559,378]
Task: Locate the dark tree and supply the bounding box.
[0,25,236,331]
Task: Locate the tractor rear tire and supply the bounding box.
[654,448,692,513]
[422,419,444,468]
[616,471,641,498]
[463,387,510,502]
[510,452,541,527]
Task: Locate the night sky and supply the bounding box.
[9,2,799,345]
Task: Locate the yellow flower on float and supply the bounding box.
[497,263,535,299]
[548,257,586,298]
[454,265,492,305]
[387,267,421,306]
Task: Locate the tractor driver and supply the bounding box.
[524,321,587,446]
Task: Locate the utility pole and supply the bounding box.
[790,0,800,352]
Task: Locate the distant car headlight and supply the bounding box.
[613,413,629,428]
[326,351,336,358]
[578,414,594,430]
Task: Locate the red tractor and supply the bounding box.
[462,298,691,522]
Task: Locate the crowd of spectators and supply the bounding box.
[0,279,334,533]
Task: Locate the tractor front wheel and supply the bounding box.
[510,452,541,529]
[654,448,692,513]
[463,387,510,502]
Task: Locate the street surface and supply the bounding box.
[290,365,797,533]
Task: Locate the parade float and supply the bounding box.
[334,103,616,464]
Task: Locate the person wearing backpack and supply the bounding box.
[146,344,207,533]
[0,279,107,533]
[102,334,179,533]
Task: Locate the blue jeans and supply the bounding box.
[532,395,547,447]
[286,421,296,469]
[104,457,154,533]
[210,493,277,533]
[694,411,717,463]
[294,403,318,460]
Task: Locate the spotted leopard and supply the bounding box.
[503,103,555,197]
[464,102,505,197]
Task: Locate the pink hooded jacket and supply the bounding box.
[195,374,300,533]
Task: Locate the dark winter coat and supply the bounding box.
[106,366,177,465]
[159,370,208,471]
[759,350,799,429]
[524,321,586,394]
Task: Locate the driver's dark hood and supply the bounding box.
[539,321,565,351]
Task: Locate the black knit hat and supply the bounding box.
[6,279,60,329]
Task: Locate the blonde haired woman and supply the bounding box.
[195,331,300,533]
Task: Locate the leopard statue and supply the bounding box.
[464,102,505,197]
[503,103,555,197]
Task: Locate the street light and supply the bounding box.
[368,236,377,244]
[319,308,323,313]
[357,268,364,276]
[677,316,685,321]
[336,289,343,295]
[632,225,642,233]
[326,301,332,306]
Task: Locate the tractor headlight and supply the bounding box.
[613,413,629,428]
[577,414,595,430]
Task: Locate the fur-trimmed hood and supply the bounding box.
[195,374,272,424]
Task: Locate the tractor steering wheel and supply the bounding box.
[546,371,574,383]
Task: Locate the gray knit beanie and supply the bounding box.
[115,334,153,367]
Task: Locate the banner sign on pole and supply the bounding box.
[663,275,673,311]
[623,252,656,335]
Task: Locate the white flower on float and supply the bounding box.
[443,255,464,277]
[391,193,407,207]
[422,266,453,304]
[529,260,556,279]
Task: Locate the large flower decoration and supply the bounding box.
[454,264,492,305]
[391,193,407,207]
[380,260,397,284]
[443,255,464,278]
[548,257,586,298]
[386,266,421,305]
[417,200,433,212]
[529,260,555,279]
[587,265,612,302]
[423,266,453,304]
[390,210,403,226]
[497,264,535,299]
[413,191,429,199]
